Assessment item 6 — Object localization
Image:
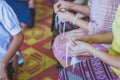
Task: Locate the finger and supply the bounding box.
[68,44,75,53]
[70,39,76,46]
[54,1,61,13]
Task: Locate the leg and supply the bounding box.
[12,55,18,80]
[52,29,88,68]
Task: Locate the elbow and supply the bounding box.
[13,31,24,44]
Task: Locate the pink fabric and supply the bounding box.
[88,0,120,34]
[52,29,88,59]
[52,0,120,60]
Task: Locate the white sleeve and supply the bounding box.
[0,1,22,36]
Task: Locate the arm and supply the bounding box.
[57,11,89,30]
[69,41,120,70]
[76,31,113,44]
[0,2,24,80]
[54,1,90,16]
[2,32,24,65]
[0,32,23,80]
[73,16,89,30]
[69,3,90,16]
[90,46,120,70]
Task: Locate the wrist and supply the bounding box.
[72,15,78,25]
[89,47,99,58]
[87,46,96,56]
[93,48,99,58]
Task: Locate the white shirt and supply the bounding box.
[0,0,22,61]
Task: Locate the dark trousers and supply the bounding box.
[7,62,15,80]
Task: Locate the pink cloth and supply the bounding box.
[88,0,120,34]
[52,29,88,59]
[52,0,120,60]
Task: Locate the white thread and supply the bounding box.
[70,56,79,72]
[93,48,99,58]
[59,21,62,34]
[62,22,66,39]
[55,14,66,39]
[66,43,69,67]
[72,16,78,25]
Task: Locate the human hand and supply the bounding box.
[68,40,93,56]
[0,61,8,80]
[28,0,35,8]
[54,0,72,13]
[57,11,75,22]
[64,28,88,41]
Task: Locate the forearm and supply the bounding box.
[90,47,120,70]
[80,32,113,44]
[74,18,89,30]
[69,3,90,16]
[2,32,24,65]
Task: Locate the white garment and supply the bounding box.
[0,0,22,62]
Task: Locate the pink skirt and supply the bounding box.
[58,58,118,80]
[52,29,109,60]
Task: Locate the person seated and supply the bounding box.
[52,0,120,67]
[0,1,24,80]
[68,5,120,77]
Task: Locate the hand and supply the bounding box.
[68,40,93,56]
[28,0,35,8]
[0,61,8,80]
[57,11,75,22]
[54,1,72,13]
[64,28,88,41]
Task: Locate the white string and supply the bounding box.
[66,42,82,71]
[55,8,81,68]
[71,56,79,72]
[72,16,78,25]
[66,43,69,67]
[59,21,62,34]
[62,22,66,39]
[55,14,66,39]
